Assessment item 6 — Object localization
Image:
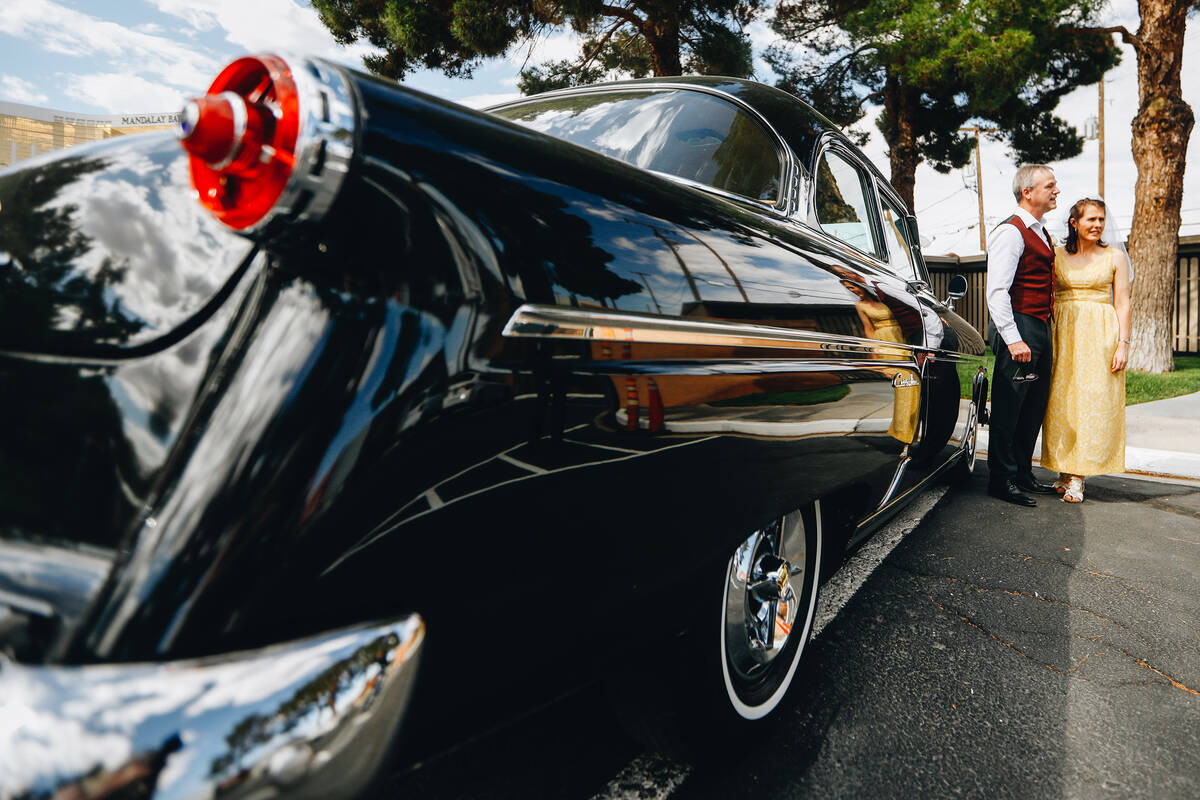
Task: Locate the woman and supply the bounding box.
[1040,198,1132,502]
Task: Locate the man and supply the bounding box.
[985,164,1061,506]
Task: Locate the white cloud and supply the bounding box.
[62,73,187,113]
[0,74,49,104]
[745,16,782,55]
[0,0,221,94]
[146,0,378,66]
[458,91,522,109]
[506,29,583,70]
[147,0,222,32]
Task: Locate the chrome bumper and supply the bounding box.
[0,615,424,800]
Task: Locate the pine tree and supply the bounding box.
[768,0,1119,212]
[312,0,765,91]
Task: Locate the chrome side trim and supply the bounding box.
[0,615,424,800]
[876,456,911,509]
[502,303,913,358]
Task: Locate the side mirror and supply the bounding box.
[944,274,968,311]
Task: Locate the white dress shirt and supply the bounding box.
[986,207,1051,346]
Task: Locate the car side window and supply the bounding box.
[879,194,918,282]
[491,90,783,205]
[811,150,878,257]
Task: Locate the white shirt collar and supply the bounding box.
[1014,206,1044,231]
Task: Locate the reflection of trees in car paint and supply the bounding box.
[879,196,919,282]
[711,111,781,203]
[0,139,253,354]
[0,155,143,348]
[0,154,145,554]
[813,151,877,255]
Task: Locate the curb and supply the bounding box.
[977,427,1200,483]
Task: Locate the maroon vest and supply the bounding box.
[1004,216,1054,321]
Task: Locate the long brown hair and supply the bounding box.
[1064,198,1108,254]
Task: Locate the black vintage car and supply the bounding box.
[0,53,986,798]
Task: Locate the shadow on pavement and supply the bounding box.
[676,466,1200,799]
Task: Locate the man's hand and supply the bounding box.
[1008,341,1032,363]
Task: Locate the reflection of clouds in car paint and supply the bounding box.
[306,303,447,513]
[42,136,249,345]
[596,105,682,171]
[0,539,113,620]
[106,346,209,478]
[6,626,374,800]
[0,678,134,796]
[94,285,330,656]
[513,94,685,171]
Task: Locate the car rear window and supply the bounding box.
[492,89,782,205]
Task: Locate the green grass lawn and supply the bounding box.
[956,352,1200,406]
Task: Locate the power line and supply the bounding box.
[917,185,972,215]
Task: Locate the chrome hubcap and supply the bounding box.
[963,401,979,472]
[724,512,808,679]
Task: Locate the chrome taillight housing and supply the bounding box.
[178,53,354,232]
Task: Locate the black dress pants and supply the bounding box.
[987,312,1053,486]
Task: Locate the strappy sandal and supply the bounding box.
[1053,474,1068,495]
[1062,476,1084,503]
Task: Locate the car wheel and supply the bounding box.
[604,501,823,757]
[719,501,822,720]
[948,398,980,480]
[948,370,987,483]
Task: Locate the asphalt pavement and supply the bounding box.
[673,468,1200,799]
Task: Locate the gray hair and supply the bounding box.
[1012,164,1052,202]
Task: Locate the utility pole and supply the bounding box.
[973,131,985,250]
[959,126,988,250]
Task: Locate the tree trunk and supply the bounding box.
[882,73,921,212]
[644,11,682,75]
[1126,0,1194,373]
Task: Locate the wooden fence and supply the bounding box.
[926,235,1200,355]
[1177,236,1199,354]
[926,254,988,338]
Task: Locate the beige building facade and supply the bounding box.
[0,101,177,169]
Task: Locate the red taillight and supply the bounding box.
[179,54,300,230]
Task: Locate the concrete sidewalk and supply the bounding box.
[976,389,1200,482]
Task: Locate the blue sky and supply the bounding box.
[1,0,1197,253]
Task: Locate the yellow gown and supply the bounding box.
[1040,246,1125,475]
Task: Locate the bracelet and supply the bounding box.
[1120,338,1131,344]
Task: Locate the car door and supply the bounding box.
[805,141,931,527]
[874,182,987,476]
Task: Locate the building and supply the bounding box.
[0,100,178,169]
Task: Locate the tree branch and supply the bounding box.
[578,17,630,73]
[855,90,884,113]
[821,42,877,74]
[600,3,646,30]
[1065,25,1141,52]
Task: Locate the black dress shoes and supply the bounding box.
[988,480,1036,507]
[1014,474,1058,494]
